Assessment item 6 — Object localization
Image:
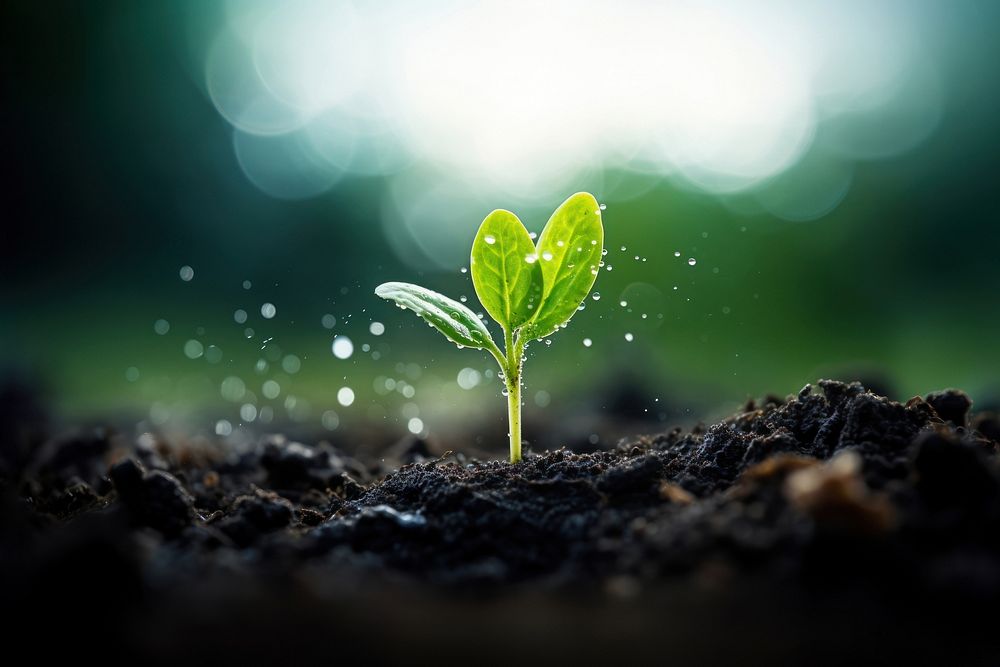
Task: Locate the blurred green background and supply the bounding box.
[4,1,999,451]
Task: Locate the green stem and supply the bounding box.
[504,328,523,463]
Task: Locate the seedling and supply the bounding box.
[375,192,604,463]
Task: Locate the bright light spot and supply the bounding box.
[154,319,170,335]
[202,2,942,239]
[240,403,258,422]
[332,335,354,359]
[215,419,233,436]
[457,367,481,390]
[179,265,194,282]
[243,280,252,290]
[261,302,277,319]
[322,313,337,329]
[262,380,281,399]
[407,417,424,435]
[625,333,635,342]
[369,321,385,336]
[583,338,592,348]
[337,386,355,406]
[184,339,204,359]
[234,309,248,324]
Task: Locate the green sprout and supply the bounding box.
[375,192,605,463]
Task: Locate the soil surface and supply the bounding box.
[4,380,1000,664]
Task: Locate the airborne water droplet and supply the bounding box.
[624,333,634,342]
[688,258,697,266]
[674,251,681,257]
[583,338,593,347]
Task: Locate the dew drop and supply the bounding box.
[460,267,468,274]
[542,251,554,261]
[484,235,496,245]
[583,338,593,348]
[620,300,628,307]
[624,333,634,342]
[688,258,697,266]
[599,203,607,210]
[674,251,681,257]
[525,253,538,264]
[592,292,601,301]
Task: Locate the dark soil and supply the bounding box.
[4,380,1000,664]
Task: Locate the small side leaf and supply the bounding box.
[471,209,543,331]
[375,281,497,351]
[524,192,604,339]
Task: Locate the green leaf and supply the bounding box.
[524,192,604,339]
[470,209,543,331]
[374,281,498,351]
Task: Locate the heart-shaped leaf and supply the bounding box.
[523,192,604,339]
[471,209,543,331]
[375,281,498,351]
